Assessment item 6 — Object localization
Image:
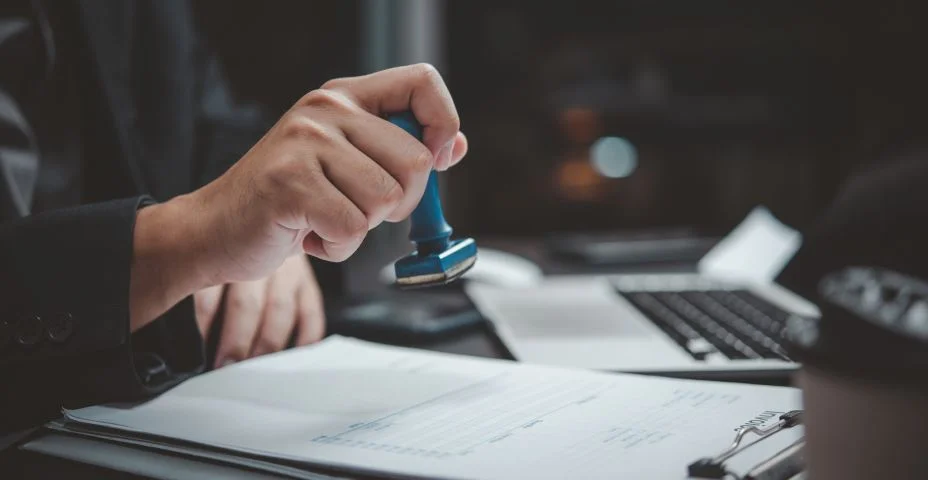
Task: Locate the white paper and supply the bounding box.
[698,207,802,284]
[66,336,802,480]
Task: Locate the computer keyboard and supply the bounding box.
[618,290,792,361]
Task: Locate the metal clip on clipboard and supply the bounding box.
[688,410,805,480]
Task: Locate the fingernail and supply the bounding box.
[434,140,454,171]
[218,358,236,369]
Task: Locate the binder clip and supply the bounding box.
[688,410,804,480]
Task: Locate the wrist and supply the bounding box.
[129,194,215,331]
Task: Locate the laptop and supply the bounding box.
[467,274,818,380]
[465,208,818,380]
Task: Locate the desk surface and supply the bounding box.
[4,238,712,479]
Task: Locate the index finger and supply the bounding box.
[320,63,460,162]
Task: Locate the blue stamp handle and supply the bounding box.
[388,112,452,255]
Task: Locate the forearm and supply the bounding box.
[130,194,214,331]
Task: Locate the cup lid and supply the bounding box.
[785,267,928,386]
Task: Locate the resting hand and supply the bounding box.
[193,255,325,368]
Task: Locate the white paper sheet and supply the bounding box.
[66,337,802,480]
[698,207,802,284]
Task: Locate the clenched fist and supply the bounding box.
[130,64,468,331]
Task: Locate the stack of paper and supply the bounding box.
[65,336,802,479]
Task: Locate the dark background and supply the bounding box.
[191,0,928,240]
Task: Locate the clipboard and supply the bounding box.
[60,336,807,480]
[688,410,805,480]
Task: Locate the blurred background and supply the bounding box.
[190,0,927,295]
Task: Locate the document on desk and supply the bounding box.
[65,336,802,480]
[698,206,802,284]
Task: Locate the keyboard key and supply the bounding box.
[710,291,787,337]
[681,292,779,359]
[685,338,716,356]
[651,293,754,359]
[618,289,794,361]
[625,293,705,359]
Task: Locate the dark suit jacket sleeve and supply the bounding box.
[0,198,205,433]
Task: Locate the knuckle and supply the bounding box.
[409,144,434,174]
[408,64,459,132]
[226,295,250,313]
[413,62,441,83]
[277,156,321,190]
[227,291,260,314]
[436,109,461,134]
[337,204,368,240]
[301,89,337,107]
[347,212,369,239]
[380,176,404,207]
[301,88,352,112]
[368,168,403,208]
[320,77,347,91]
[280,111,333,143]
[265,295,290,315]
